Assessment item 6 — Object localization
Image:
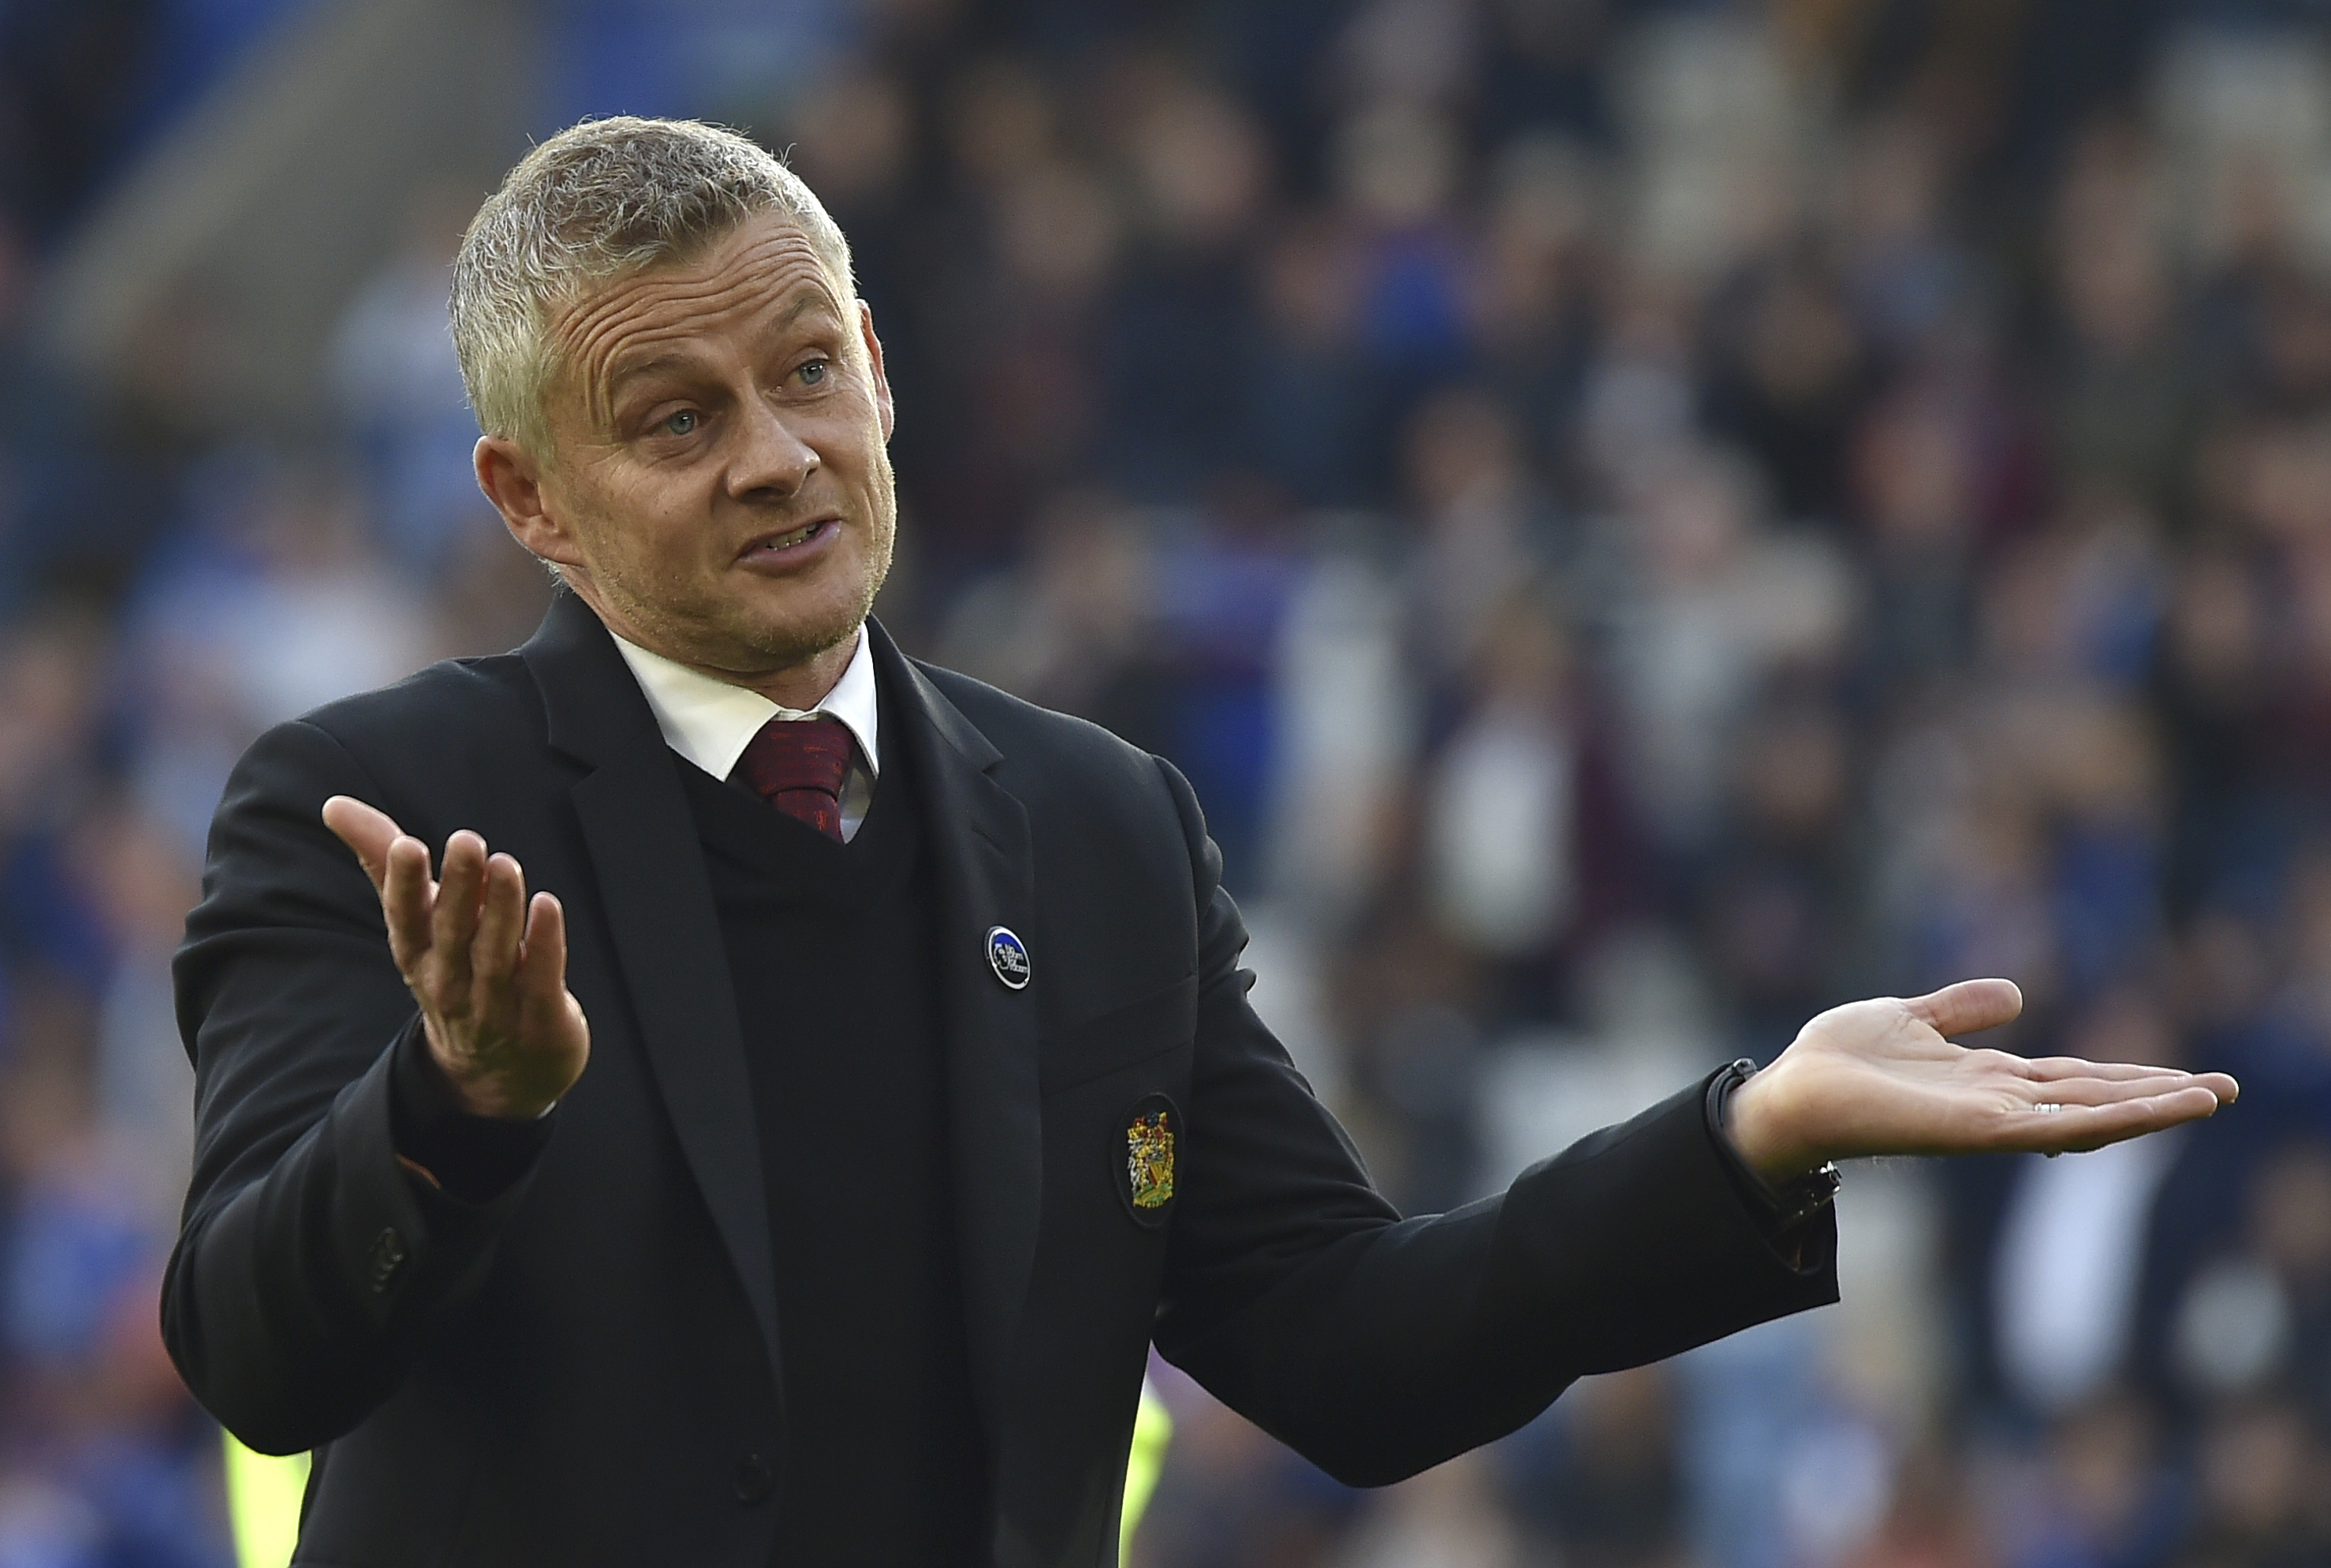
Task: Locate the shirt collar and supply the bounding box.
[608,625,881,784]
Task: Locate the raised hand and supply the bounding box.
[1726,979,2238,1183]
[323,796,590,1120]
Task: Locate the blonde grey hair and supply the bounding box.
[449,115,854,460]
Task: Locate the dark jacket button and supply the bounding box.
[732,1454,773,1504]
[368,1227,407,1294]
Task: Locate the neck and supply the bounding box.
[732,628,860,711]
[565,577,863,710]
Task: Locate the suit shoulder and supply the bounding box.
[293,652,538,750]
[912,660,1173,804]
[254,654,546,806]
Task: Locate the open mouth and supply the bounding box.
[740,517,839,562]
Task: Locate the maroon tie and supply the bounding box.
[733,714,855,842]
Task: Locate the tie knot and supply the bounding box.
[733,714,856,840]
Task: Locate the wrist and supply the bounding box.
[1725,1063,1822,1185]
[447,1078,558,1121]
[421,1019,559,1121]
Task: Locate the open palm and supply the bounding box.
[1726,979,2240,1183]
[323,795,590,1120]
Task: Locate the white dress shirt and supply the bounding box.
[610,627,882,840]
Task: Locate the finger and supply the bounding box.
[516,892,569,1011]
[1905,978,2023,1039]
[472,853,528,995]
[2006,1083,2226,1153]
[322,795,406,892]
[380,833,437,966]
[430,831,490,1001]
[2020,1056,2196,1083]
[2020,1059,2242,1105]
[2015,1072,2218,1110]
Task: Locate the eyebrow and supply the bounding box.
[605,352,693,400]
[602,289,841,404]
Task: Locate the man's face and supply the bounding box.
[513,213,896,681]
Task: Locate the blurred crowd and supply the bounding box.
[6,1,2331,1566]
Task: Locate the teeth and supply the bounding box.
[763,522,819,549]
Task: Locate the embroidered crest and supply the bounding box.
[1126,1106,1175,1212]
[1117,1093,1181,1228]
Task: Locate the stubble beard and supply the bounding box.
[565,450,898,687]
[732,445,897,673]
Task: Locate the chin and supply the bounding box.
[716,545,887,669]
[737,600,868,670]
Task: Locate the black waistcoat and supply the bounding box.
[676,721,987,1564]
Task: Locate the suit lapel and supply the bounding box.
[520,595,1043,1439]
[520,591,781,1385]
[871,625,1043,1433]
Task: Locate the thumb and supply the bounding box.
[322,795,406,891]
[1904,978,2024,1040]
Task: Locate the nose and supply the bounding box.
[726,394,818,501]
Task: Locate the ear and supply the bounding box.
[856,300,894,442]
[476,436,587,571]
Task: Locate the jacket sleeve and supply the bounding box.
[1147,758,1838,1488]
[162,718,545,1454]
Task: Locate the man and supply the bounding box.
[164,117,2236,1566]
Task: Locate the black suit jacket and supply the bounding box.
[166,590,1837,1566]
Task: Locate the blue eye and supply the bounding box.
[797,359,827,386]
[662,409,699,436]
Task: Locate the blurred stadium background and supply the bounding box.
[4,0,2331,1563]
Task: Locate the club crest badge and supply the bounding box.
[1120,1094,1180,1226]
[986,926,1030,989]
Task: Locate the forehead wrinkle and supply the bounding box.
[599,286,841,404]
[551,223,847,430]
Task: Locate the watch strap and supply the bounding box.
[1707,1057,1841,1232]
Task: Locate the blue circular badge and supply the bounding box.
[986,926,1031,990]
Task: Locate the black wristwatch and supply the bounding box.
[1710,1057,1841,1231]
